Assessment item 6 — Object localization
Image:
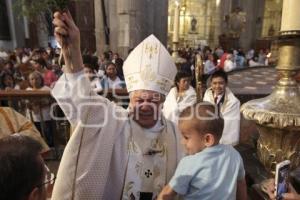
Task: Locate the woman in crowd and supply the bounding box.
[163,71,197,124]
[26,71,54,147]
[204,53,217,75]
[0,72,20,90]
[101,62,126,90]
[100,62,126,105]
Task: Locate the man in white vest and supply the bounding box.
[203,70,240,145]
[52,11,181,200]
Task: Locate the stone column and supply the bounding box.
[2,0,18,49]
[152,0,168,46]
[36,14,49,48]
[73,0,96,53]
[94,0,109,55]
[206,0,214,46]
[238,0,265,50]
[116,0,133,57]
[116,0,168,58]
[212,0,222,48]
[108,0,118,53]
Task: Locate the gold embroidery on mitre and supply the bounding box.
[126,76,139,90]
[145,43,159,59]
[156,79,170,93]
[140,65,156,86]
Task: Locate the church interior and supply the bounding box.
[0,0,299,199]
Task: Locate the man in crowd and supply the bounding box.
[52,11,180,199]
[0,135,51,200]
[203,70,240,145]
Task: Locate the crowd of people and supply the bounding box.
[0,45,127,146]
[171,45,272,79]
[0,10,298,200]
[0,46,127,92]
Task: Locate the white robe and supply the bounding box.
[203,87,240,145]
[51,71,182,200]
[163,86,197,124]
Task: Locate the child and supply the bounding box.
[158,103,247,200]
[203,70,240,145]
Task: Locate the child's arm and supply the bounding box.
[157,185,177,200]
[236,178,247,200]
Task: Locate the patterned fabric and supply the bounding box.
[122,119,177,200]
[0,107,49,152]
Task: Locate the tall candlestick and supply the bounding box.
[173,2,180,42]
[281,0,300,31]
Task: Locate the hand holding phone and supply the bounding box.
[274,160,290,200]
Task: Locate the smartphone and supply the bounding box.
[274,160,290,200]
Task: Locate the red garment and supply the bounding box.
[219,53,228,69]
[43,70,58,87]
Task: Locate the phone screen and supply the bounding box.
[276,163,290,200]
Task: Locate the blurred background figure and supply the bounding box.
[0,135,51,200]
[83,63,102,93]
[26,71,54,147]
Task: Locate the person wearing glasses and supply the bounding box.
[0,134,55,200]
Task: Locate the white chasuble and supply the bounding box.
[122,118,178,200]
[51,71,182,200]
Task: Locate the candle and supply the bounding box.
[281,0,300,31]
[173,2,180,42]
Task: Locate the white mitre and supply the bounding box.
[123,34,177,95]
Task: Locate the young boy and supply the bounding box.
[158,103,247,200]
[203,70,240,145]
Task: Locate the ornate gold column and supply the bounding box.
[195,53,205,102]
[241,0,300,173]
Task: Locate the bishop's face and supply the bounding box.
[129,90,164,128]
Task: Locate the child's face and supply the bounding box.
[179,121,206,155]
